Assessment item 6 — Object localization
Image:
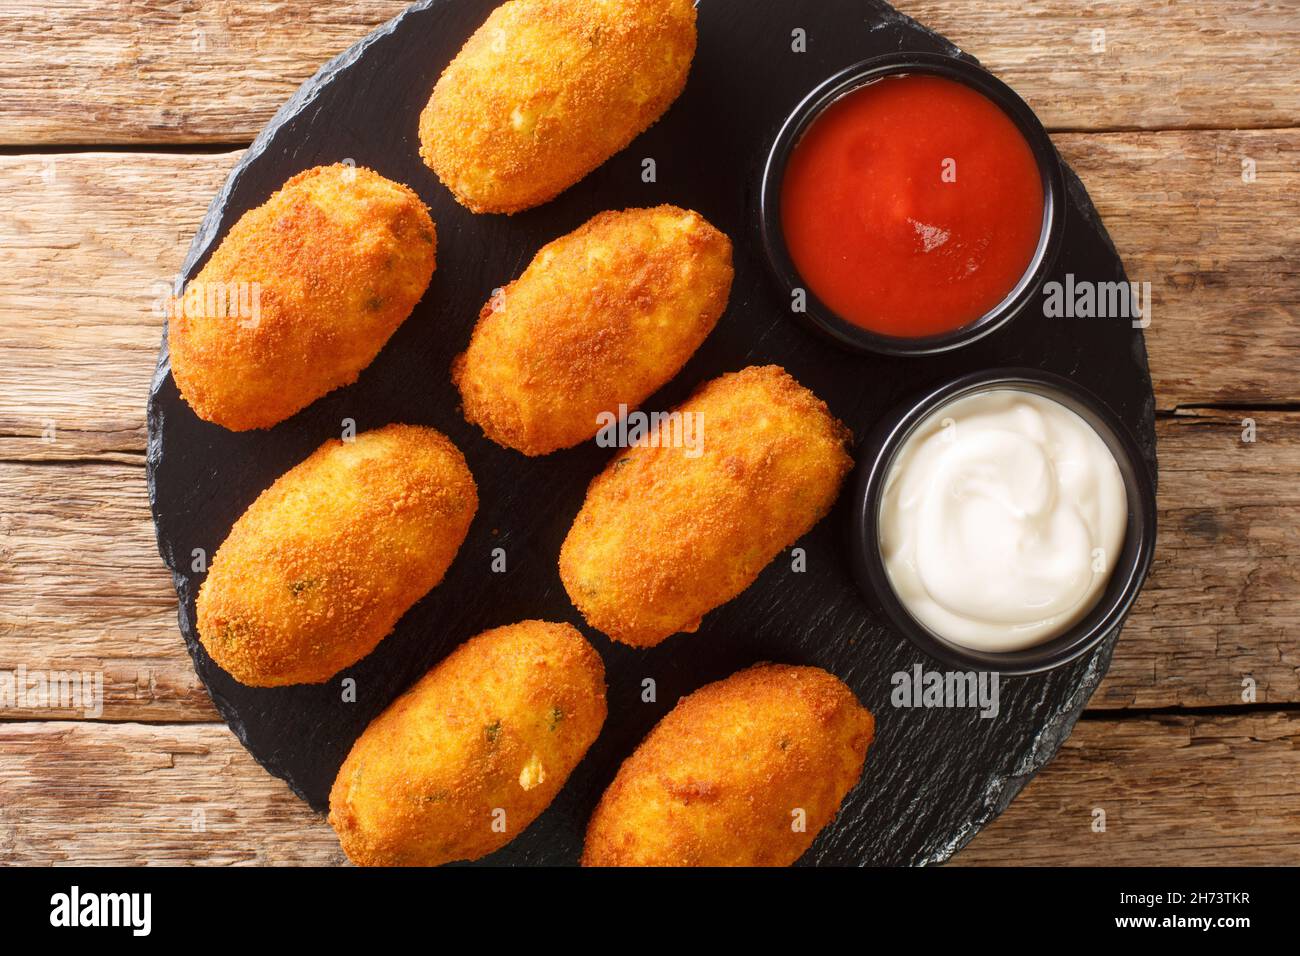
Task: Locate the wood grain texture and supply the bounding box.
[1060,131,1300,408]
[1098,410,1300,711]
[1,714,1294,865]
[0,151,231,462]
[0,410,1295,720]
[0,131,1295,465]
[1,1,1296,144]
[0,0,411,145]
[900,0,1300,132]
[0,460,214,722]
[0,722,339,865]
[956,711,1300,865]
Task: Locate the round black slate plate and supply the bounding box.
[147,0,1158,865]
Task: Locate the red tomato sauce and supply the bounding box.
[780,74,1045,338]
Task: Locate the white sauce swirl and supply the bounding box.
[879,388,1127,651]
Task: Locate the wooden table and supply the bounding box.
[0,0,1296,866]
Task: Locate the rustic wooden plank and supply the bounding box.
[955,711,1300,865]
[900,0,1300,132]
[0,722,339,865]
[1,1,1296,144]
[0,0,411,145]
[1057,131,1300,408]
[0,714,1294,864]
[0,151,232,461]
[0,132,1295,464]
[1096,410,1300,711]
[0,459,215,721]
[0,411,1295,719]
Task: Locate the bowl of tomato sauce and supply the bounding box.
[759,52,1066,356]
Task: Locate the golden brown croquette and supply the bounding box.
[196,424,476,686]
[169,164,436,431]
[582,663,874,867]
[329,620,607,866]
[419,0,697,213]
[453,205,733,456]
[559,365,853,647]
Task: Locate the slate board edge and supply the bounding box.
[142,0,1146,866]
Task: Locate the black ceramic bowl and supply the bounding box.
[850,369,1157,675]
[759,52,1067,357]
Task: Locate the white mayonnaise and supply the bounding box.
[879,388,1127,652]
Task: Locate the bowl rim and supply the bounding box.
[758,51,1068,357]
[849,368,1158,676]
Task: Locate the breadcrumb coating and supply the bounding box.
[196,424,476,686]
[453,205,733,455]
[559,365,853,647]
[583,663,874,866]
[329,620,607,866]
[419,0,696,213]
[169,164,436,431]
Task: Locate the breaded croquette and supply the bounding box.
[197,424,476,686]
[453,206,733,456]
[169,164,436,431]
[329,620,607,866]
[582,663,873,866]
[419,0,697,213]
[559,365,853,647]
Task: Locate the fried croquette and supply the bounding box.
[582,663,873,866]
[419,0,697,214]
[329,620,607,866]
[452,206,733,456]
[559,365,853,647]
[196,424,476,687]
[169,164,436,431]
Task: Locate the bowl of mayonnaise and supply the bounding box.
[850,369,1156,675]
